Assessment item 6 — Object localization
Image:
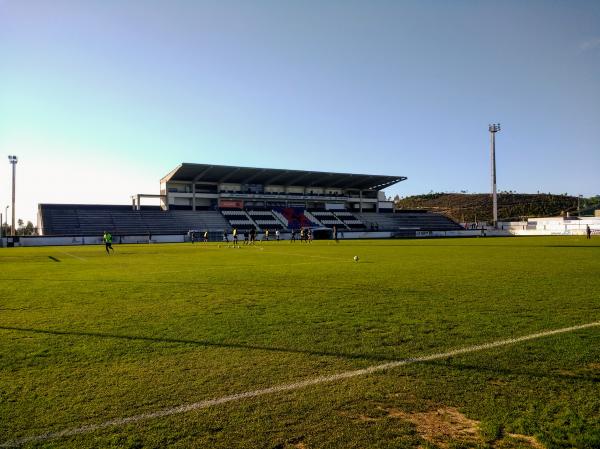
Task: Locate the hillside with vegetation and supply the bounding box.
[395,193,599,223]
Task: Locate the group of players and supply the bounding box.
[189,226,317,246]
[103,225,331,254]
[225,227,276,245]
[290,227,313,243]
[224,227,315,244]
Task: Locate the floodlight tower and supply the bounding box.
[8,155,17,236]
[488,124,500,227]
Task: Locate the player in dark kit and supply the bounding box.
[103,231,114,254]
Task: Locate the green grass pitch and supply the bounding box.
[1,237,599,448]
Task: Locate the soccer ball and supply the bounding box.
[353,256,359,262]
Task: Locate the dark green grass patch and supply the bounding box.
[0,237,599,448]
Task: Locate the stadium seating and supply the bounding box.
[40,208,81,235]
[308,210,347,229]
[171,210,231,232]
[357,212,462,231]
[332,211,366,229]
[246,210,286,230]
[220,209,256,230]
[39,204,462,236]
[39,205,230,236]
[273,207,318,230]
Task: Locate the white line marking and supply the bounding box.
[2,321,598,447]
[60,252,87,261]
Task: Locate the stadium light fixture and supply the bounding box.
[488,125,500,227]
[8,155,18,236]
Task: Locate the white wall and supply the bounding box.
[520,217,600,235]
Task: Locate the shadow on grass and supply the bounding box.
[2,327,596,384]
[426,359,600,383]
[0,325,398,363]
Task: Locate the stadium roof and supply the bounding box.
[161,163,406,191]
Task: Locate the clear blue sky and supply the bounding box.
[1,0,599,223]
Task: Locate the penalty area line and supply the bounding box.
[2,321,598,447]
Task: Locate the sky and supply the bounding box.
[1,0,599,224]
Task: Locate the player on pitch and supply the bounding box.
[103,231,114,254]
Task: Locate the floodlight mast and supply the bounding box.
[488,124,500,228]
[8,155,17,236]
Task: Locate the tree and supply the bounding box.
[23,221,35,236]
[16,219,24,235]
[16,219,36,236]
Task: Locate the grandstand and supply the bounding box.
[39,204,230,236]
[358,211,464,232]
[38,163,462,238]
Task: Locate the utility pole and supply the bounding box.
[8,155,18,236]
[488,124,500,227]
